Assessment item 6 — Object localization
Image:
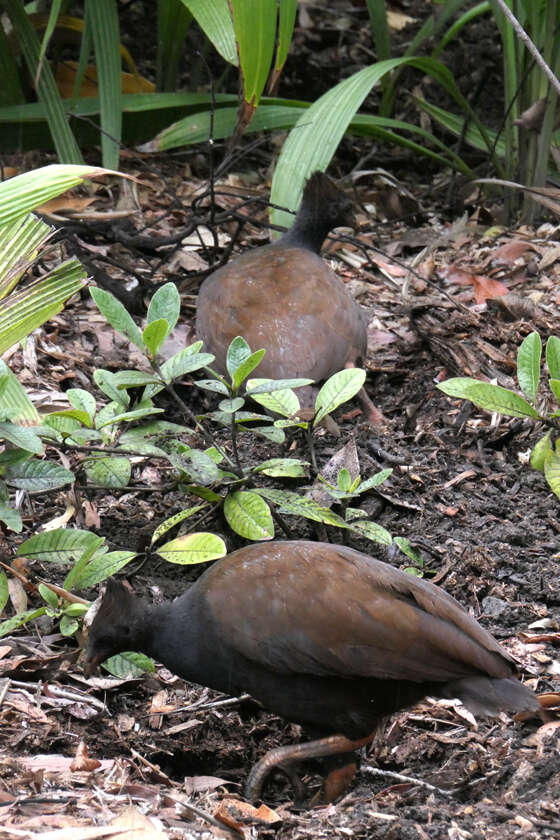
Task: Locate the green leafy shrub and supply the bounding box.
[437,331,560,499]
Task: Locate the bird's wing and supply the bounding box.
[204,542,514,684]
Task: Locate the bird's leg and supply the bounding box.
[245,732,375,804]
[343,362,387,427]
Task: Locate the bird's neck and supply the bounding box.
[281,212,328,254]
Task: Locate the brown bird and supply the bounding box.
[85,541,538,803]
[196,172,384,424]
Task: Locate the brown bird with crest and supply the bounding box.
[85,540,538,803]
[195,172,384,424]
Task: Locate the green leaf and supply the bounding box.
[46,409,91,429]
[65,550,135,589]
[0,607,47,639]
[87,0,121,168]
[60,615,79,636]
[348,519,393,545]
[256,487,350,528]
[151,505,208,543]
[544,450,560,500]
[0,570,8,613]
[314,369,366,425]
[0,502,21,532]
[394,537,424,565]
[156,532,227,564]
[97,406,163,428]
[246,377,313,395]
[226,336,252,379]
[84,456,131,488]
[231,348,266,388]
[90,287,143,349]
[517,331,541,404]
[67,388,96,422]
[38,583,59,608]
[64,602,90,617]
[240,424,286,443]
[530,431,552,472]
[230,0,276,109]
[276,0,297,72]
[144,350,215,398]
[253,457,308,477]
[176,450,220,485]
[4,459,74,492]
[550,379,560,403]
[185,0,237,65]
[219,397,245,413]
[195,379,231,396]
[546,336,560,380]
[147,282,180,335]
[18,528,102,563]
[142,319,169,356]
[248,379,301,416]
[224,491,274,540]
[356,469,393,492]
[437,378,540,418]
[0,421,43,454]
[93,370,130,407]
[102,651,155,678]
[337,468,352,492]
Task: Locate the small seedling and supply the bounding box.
[437,331,560,499]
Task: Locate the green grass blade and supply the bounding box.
[86,0,122,168]
[185,0,237,65]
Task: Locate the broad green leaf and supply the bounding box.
[530,431,552,472]
[248,386,301,417]
[64,603,90,617]
[151,505,208,543]
[230,0,276,109]
[337,469,353,492]
[97,406,162,428]
[253,457,308,477]
[60,615,79,636]
[0,258,87,355]
[142,318,169,356]
[144,350,215,398]
[4,459,74,492]
[246,377,313,395]
[67,388,96,421]
[146,282,180,334]
[517,331,541,404]
[314,369,366,425]
[394,536,424,566]
[93,370,130,407]
[0,421,43,454]
[65,550,135,589]
[226,336,252,379]
[544,450,560,500]
[0,503,22,532]
[184,485,223,503]
[90,287,143,349]
[550,379,560,403]
[157,532,227,564]
[63,537,107,592]
[45,409,91,429]
[0,570,9,612]
[256,487,350,528]
[546,336,560,380]
[224,491,274,540]
[66,429,104,446]
[185,0,237,65]
[459,382,539,418]
[219,397,245,414]
[102,651,155,677]
[195,379,231,396]
[0,607,47,639]
[84,456,131,488]
[177,450,220,485]
[38,583,58,608]
[356,469,393,492]
[0,362,39,424]
[239,424,286,443]
[108,371,162,388]
[348,519,393,545]
[438,377,540,417]
[270,56,473,231]
[17,528,101,563]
